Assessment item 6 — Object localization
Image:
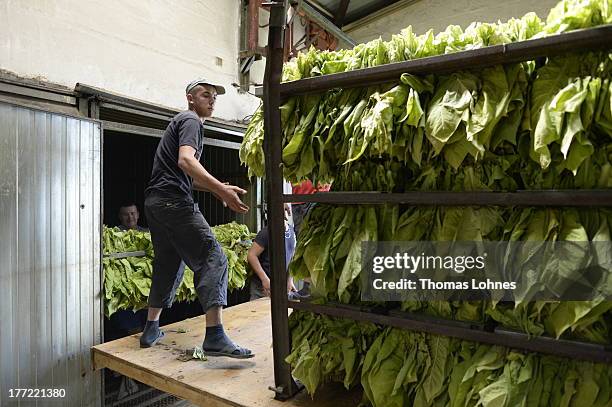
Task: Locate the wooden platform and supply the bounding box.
[92,298,362,407]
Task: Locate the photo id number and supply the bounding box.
[8,388,66,398]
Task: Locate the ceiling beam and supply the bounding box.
[334,0,350,27]
[344,0,421,32]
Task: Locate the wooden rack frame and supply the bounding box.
[262,2,612,399]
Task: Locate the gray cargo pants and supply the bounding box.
[144,195,228,311]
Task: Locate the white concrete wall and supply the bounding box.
[346,0,559,43]
[0,0,261,121]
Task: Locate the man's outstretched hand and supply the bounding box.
[216,184,249,213]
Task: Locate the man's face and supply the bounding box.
[187,84,217,118]
[119,205,139,230]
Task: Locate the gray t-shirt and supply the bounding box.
[145,110,204,201]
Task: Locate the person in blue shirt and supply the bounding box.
[248,204,298,300]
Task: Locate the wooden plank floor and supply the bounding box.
[92,298,362,407]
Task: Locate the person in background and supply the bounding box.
[112,203,149,399]
[111,201,149,346]
[248,204,299,300]
[118,202,148,231]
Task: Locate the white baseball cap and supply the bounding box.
[185,78,226,95]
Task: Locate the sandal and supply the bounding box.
[204,343,255,359]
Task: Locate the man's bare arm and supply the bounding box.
[192,179,211,192]
[247,242,270,296]
[178,145,249,213]
[247,243,267,282]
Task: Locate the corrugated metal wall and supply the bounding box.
[0,102,102,406]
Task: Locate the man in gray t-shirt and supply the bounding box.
[140,78,253,359]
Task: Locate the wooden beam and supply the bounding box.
[92,349,231,407]
[281,190,612,207]
[280,25,612,96]
[334,0,350,27]
[263,0,301,400]
[290,301,612,364]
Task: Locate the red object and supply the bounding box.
[292,180,331,204]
